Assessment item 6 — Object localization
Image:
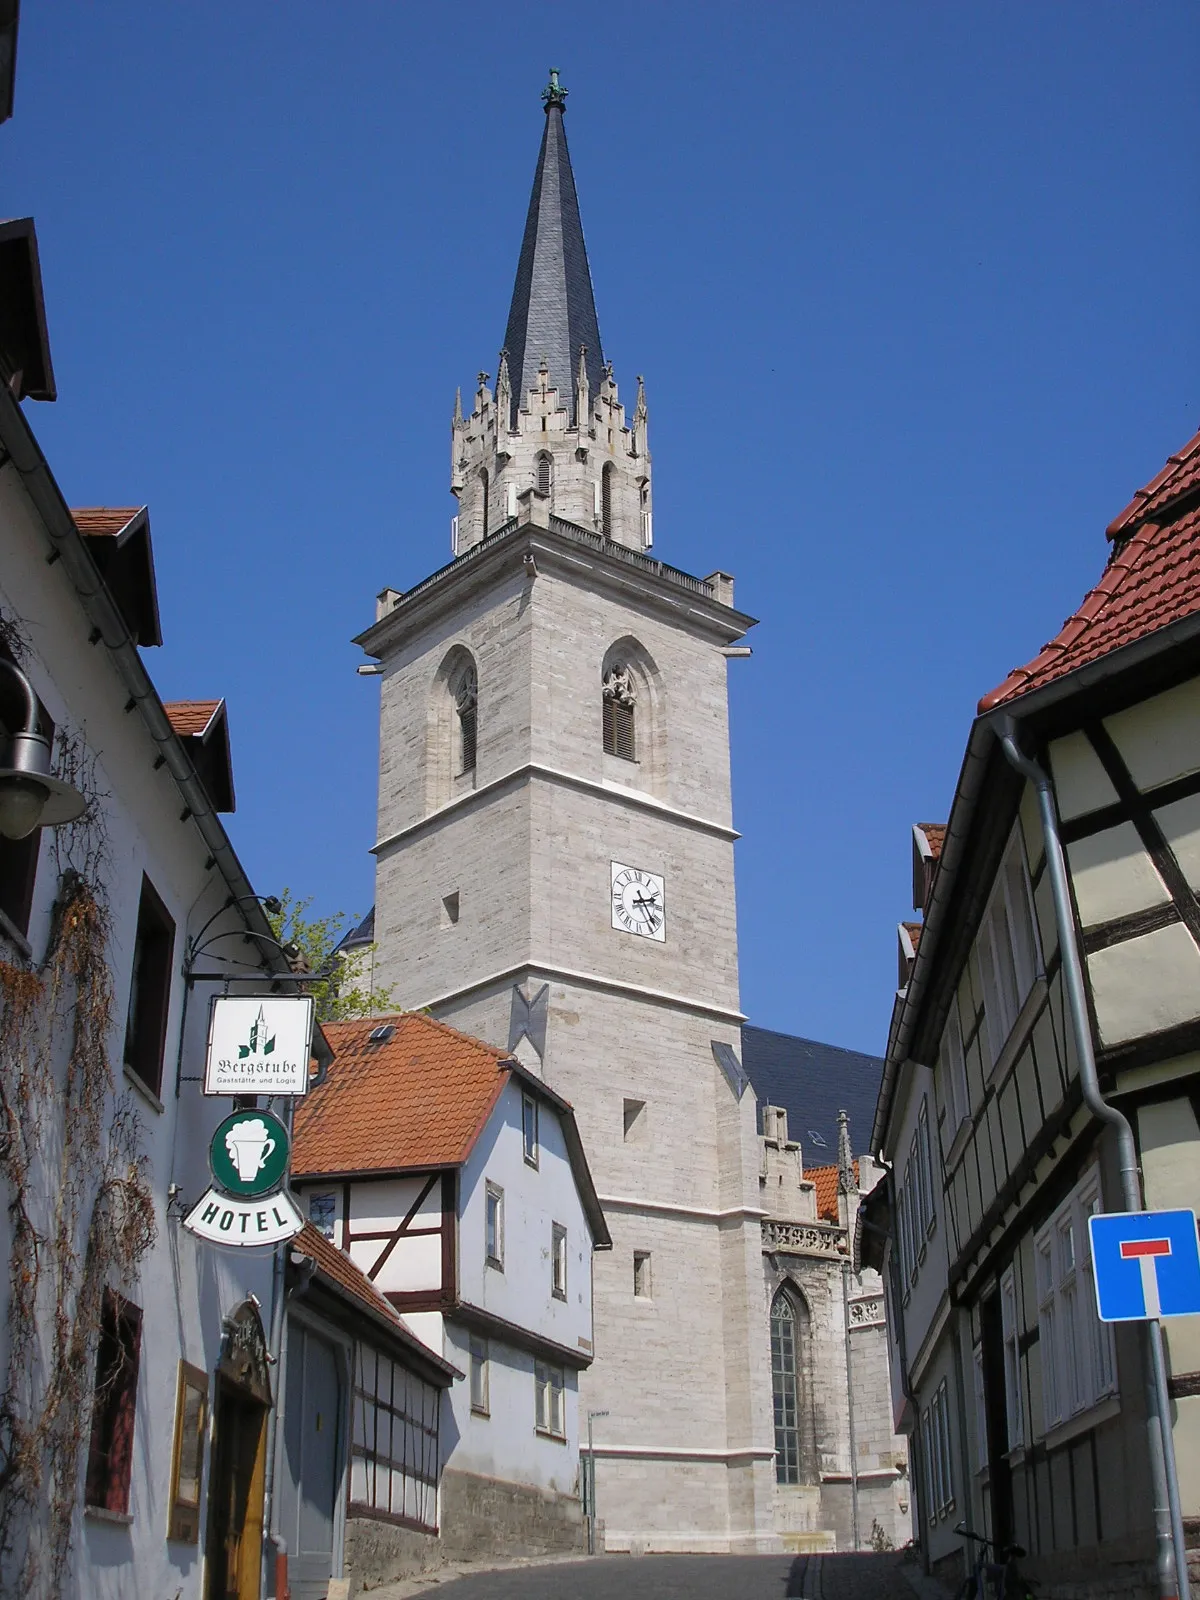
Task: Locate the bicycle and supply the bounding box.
[955,1523,1039,1599]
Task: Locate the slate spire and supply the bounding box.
[501,69,604,427]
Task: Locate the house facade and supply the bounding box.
[870,428,1200,1598]
[291,1010,612,1567]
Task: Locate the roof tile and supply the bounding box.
[71,507,143,539]
[164,699,221,737]
[293,1012,512,1178]
[981,430,1200,712]
[806,1161,857,1224]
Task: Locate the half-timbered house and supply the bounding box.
[870,428,1200,1597]
[291,1011,612,1559]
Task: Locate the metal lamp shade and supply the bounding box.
[0,730,87,831]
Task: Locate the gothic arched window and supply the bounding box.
[601,462,614,539]
[453,662,478,774]
[536,452,553,500]
[480,468,490,540]
[771,1290,802,1485]
[602,663,636,762]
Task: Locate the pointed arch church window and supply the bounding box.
[602,664,636,761]
[771,1290,802,1485]
[480,469,489,539]
[537,452,553,500]
[455,666,478,774]
[601,463,614,539]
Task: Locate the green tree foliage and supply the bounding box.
[266,890,394,1023]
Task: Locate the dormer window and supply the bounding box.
[602,664,636,761]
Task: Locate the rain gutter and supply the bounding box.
[0,387,282,966]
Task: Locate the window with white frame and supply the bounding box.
[933,1381,954,1515]
[522,1094,539,1167]
[534,1361,565,1438]
[485,1182,504,1271]
[917,1097,936,1238]
[469,1336,489,1416]
[903,1159,919,1283]
[551,1222,567,1301]
[896,1183,912,1293]
[308,1192,337,1241]
[978,829,1041,1067]
[1000,1265,1023,1449]
[921,1408,935,1525]
[938,1002,970,1136]
[1036,1168,1116,1432]
[972,1344,988,1474]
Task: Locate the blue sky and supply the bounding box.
[7,4,1198,1056]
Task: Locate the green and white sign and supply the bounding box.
[182,1186,304,1247]
[209,1108,290,1198]
[203,995,315,1097]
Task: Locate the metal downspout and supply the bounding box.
[996,716,1189,1600]
[885,1166,928,1569]
[262,1095,298,1600]
[841,1258,861,1550]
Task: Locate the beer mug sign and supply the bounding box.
[210,1109,289,1199]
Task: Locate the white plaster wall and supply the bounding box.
[1047,730,1119,821]
[458,1078,595,1361]
[0,468,278,1600]
[1104,675,1200,791]
[442,1322,580,1497]
[1088,922,1200,1045]
[1065,822,1170,925]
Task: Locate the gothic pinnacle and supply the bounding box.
[453,386,463,425]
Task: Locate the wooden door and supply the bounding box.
[206,1380,267,1600]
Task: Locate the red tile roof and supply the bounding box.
[902,921,923,952]
[294,1221,459,1381]
[71,507,143,538]
[981,429,1200,712]
[806,1162,857,1224]
[164,699,221,737]
[293,1012,511,1178]
[918,824,946,860]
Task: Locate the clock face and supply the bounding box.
[611,862,666,942]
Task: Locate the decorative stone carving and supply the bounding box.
[218,1299,272,1404]
[602,665,636,709]
[762,1219,846,1257]
[847,1296,886,1328]
[454,668,477,716]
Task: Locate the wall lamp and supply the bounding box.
[0,659,86,840]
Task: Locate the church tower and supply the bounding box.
[358,71,778,1553]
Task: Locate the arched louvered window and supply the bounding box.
[480,469,489,539]
[771,1290,802,1485]
[602,663,636,761]
[601,463,614,539]
[536,453,553,500]
[454,663,478,774]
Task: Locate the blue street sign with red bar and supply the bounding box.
[1088,1209,1200,1322]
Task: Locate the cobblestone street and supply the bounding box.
[383,1550,935,1600]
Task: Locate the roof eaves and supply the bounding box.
[506,1057,611,1249]
[0,387,283,974]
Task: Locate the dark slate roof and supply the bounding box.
[337,905,375,953]
[740,1024,886,1162]
[501,97,603,425]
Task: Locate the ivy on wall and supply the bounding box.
[0,617,156,1597]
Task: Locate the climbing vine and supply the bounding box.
[0,667,156,1596]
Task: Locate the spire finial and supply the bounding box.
[453,386,463,425]
[542,67,567,113]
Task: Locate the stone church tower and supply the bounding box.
[357,72,779,1552]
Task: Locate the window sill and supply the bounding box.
[123,1066,165,1114]
[486,1257,503,1273]
[470,1405,490,1419]
[1042,1393,1120,1452]
[985,977,1048,1093]
[85,1504,133,1527]
[944,1116,972,1175]
[535,1428,567,1444]
[552,1290,567,1303]
[523,1155,539,1170]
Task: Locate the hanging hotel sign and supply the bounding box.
[182,1108,303,1247]
[203,995,315,1096]
[183,1186,304,1247]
